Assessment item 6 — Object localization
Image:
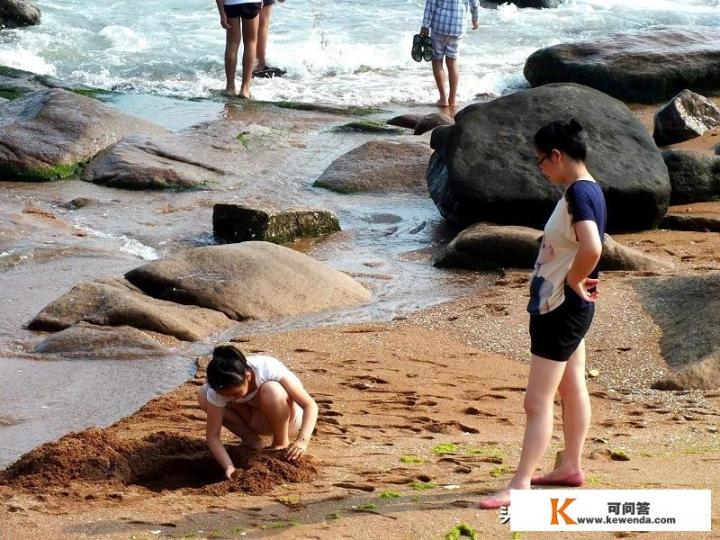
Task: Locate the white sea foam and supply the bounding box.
[80,226,159,261]
[0,0,717,105]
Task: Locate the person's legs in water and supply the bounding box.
[432,58,448,107]
[537,340,590,483]
[224,16,242,96]
[479,354,567,507]
[239,14,260,98]
[256,2,273,71]
[446,56,459,108]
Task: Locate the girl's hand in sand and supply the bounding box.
[225,465,236,481]
[285,439,308,463]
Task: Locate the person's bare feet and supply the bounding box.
[436,98,449,108]
[448,100,458,108]
[223,88,237,97]
[478,488,511,510]
[531,468,584,487]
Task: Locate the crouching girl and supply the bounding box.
[198,343,318,478]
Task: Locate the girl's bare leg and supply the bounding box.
[256,4,273,70]
[240,16,259,98]
[224,17,241,96]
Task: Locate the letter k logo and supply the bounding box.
[550,498,577,525]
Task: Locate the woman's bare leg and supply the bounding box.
[224,17,241,96]
[256,4,273,70]
[240,16,259,97]
[479,354,567,506]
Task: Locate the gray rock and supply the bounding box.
[0,0,40,28]
[435,223,670,272]
[0,65,107,101]
[125,242,371,321]
[636,274,720,390]
[427,84,670,232]
[315,140,432,194]
[387,114,420,129]
[524,27,720,104]
[213,203,340,244]
[484,0,561,8]
[660,213,720,233]
[414,113,454,136]
[653,90,720,146]
[662,150,720,204]
[34,323,168,359]
[332,120,404,135]
[0,89,166,181]
[83,135,224,190]
[28,277,231,341]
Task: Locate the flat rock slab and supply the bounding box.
[315,140,433,194]
[636,274,720,390]
[28,277,231,341]
[427,84,670,231]
[660,202,720,233]
[34,323,168,359]
[0,65,106,101]
[0,89,166,181]
[213,203,340,244]
[435,223,670,272]
[332,121,404,135]
[83,135,226,190]
[125,242,371,321]
[524,27,720,103]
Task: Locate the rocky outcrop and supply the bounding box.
[427,84,670,232]
[524,27,720,103]
[387,114,420,130]
[83,135,224,190]
[0,0,40,28]
[662,150,720,204]
[213,203,340,244]
[28,278,232,341]
[434,223,670,272]
[0,89,166,181]
[0,65,107,101]
[661,203,720,233]
[34,323,168,359]
[125,242,371,321]
[414,113,454,136]
[315,140,432,194]
[636,274,720,390]
[653,90,720,146]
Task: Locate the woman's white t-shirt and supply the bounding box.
[206,355,301,408]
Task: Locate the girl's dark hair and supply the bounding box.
[534,118,587,161]
[207,344,248,391]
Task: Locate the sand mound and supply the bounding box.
[0,430,315,497]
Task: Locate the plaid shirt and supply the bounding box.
[422,0,479,37]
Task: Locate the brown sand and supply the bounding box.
[1,231,719,539]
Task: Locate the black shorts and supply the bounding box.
[224,2,262,19]
[263,0,276,5]
[529,285,595,362]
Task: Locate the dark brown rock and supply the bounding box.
[662,150,720,204]
[414,113,454,136]
[387,114,420,129]
[0,0,40,28]
[213,203,340,244]
[653,90,720,146]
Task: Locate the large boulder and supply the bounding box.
[414,113,454,136]
[428,84,670,232]
[34,323,168,359]
[653,90,720,146]
[663,150,720,204]
[0,89,166,181]
[315,140,432,194]
[213,203,340,244]
[83,135,224,190]
[125,242,371,321]
[28,278,232,341]
[524,27,720,104]
[434,223,670,272]
[484,0,561,8]
[0,0,40,28]
[635,274,720,390]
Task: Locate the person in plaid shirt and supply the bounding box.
[420,0,479,107]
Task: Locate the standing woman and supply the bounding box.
[216,0,262,98]
[479,119,607,509]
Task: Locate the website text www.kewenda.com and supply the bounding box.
[575,516,677,525]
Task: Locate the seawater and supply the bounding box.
[0,0,719,106]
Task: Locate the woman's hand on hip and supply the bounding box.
[568,277,599,302]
